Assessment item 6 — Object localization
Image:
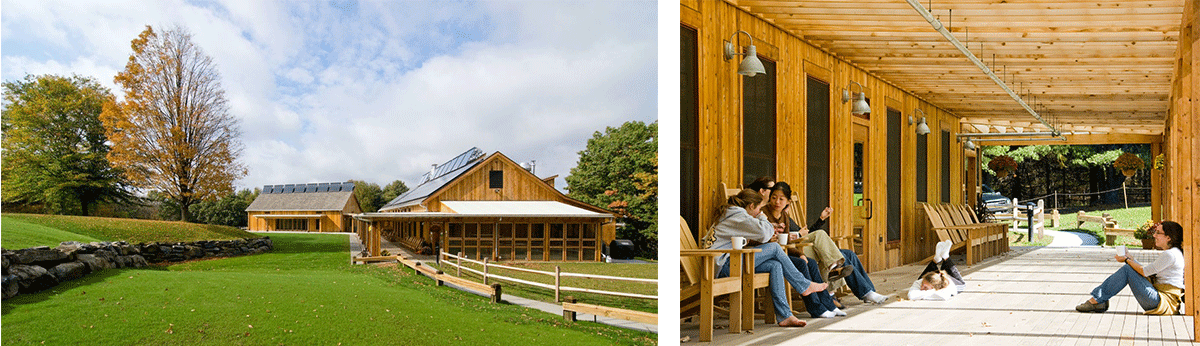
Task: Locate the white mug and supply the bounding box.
[1117,245,1126,257]
[776,234,788,247]
[731,236,748,250]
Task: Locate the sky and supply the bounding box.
[1,0,658,193]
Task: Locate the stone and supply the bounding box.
[13,247,71,265]
[55,241,85,255]
[10,264,58,293]
[2,274,18,299]
[127,255,148,268]
[76,254,113,272]
[49,262,89,282]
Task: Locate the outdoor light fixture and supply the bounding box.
[724,30,766,77]
[914,108,931,135]
[842,81,871,115]
[965,139,976,150]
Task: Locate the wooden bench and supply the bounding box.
[921,204,1008,265]
[680,216,769,342]
[1077,211,1113,228]
[562,296,657,325]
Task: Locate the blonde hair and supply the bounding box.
[921,270,950,290]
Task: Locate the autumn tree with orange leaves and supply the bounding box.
[102,25,245,222]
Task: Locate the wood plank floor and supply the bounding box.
[681,246,1196,345]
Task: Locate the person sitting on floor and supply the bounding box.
[908,240,966,301]
[706,189,830,327]
[1076,221,1186,314]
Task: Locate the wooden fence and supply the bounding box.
[440,251,656,302]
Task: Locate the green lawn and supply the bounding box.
[1008,231,1054,246]
[2,216,103,249]
[2,232,654,345]
[1051,206,1151,247]
[2,213,255,248]
[428,261,657,313]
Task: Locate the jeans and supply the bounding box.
[1091,264,1161,310]
[840,249,877,299]
[788,255,839,317]
[719,242,812,322]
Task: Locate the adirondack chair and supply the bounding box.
[921,204,990,265]
[718,183,786,322]
[681,216,771,342]
[955,204,1009,255]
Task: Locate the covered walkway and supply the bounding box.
[682,246,1194,345]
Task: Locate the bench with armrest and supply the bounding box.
[921,204,1008,265]
[680,216,771,342]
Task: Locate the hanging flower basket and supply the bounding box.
[987,155,1017,178]
[1153,154,1164,170]
[1112,152,1144,173]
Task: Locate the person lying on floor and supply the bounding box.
[908,240,966,301]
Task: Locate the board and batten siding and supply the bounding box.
[681,0,965,272]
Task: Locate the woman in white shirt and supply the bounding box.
[907,240,966,301]
[1076,221,1186,314]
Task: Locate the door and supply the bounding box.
[851,123,871,257]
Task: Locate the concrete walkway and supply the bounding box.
[681,246,1195,345]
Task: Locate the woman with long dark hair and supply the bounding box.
[1076,221,1186,314]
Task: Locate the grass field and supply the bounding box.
[1,220,654,345]
[428,260,657,313]
[1051,206,1151,247]
[1,213,255,249]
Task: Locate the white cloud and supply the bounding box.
[2,0,657,194]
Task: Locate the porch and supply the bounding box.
[681,246,1195,345]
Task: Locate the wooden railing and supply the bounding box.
[440,251,656,301]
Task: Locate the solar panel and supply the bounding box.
[342,182,355,191]
[419,147,484,185]
[306,183,318,193]
[318,183,329,192]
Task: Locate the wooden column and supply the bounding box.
[1166,0,1198,340]
[1150,142,1162,221]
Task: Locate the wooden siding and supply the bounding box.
[1165,0,1198,339]
[683,0,963,272]
[426,154,569,212]
[247,210,347,232]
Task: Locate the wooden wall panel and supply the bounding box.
[1165,0,1197,337]
[685,0,960,272]
[430,156,563,211]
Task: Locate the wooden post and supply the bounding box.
[436,269,444,286]
[563,296,577,322]
[1122,181,1129,209]
[554,266,561,302]
[456,252,462,277]
[483,257,489,286]
[491,284,502,303]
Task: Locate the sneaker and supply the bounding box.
[864,291,889,304]
[833,308,847,316]
[1075,300,1108,313]
[827,265,853,282]
[828,258,845,272]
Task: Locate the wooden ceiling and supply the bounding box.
[732,0,1185,136]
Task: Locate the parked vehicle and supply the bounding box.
[981,184,1011,212]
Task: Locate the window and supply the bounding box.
[887,108,902,243]
[681,25,700,237]
[489,170,503,189]
[276,219,308,231]
[742,58,776,185]
[916,133,928,202]
[806,76,830,225]
[942,130,952,203]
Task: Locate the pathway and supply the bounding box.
[681,246,1194,345]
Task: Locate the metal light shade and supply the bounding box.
[738,45,766,77]
[965,139,976,150]
[916,117,932,135]
[851,92,871,115]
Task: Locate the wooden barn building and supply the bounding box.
[680,1,1199,332]
[245,182,362,232]
[354,148,615,261]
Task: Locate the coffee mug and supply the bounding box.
[731,236,748,250]
[777,234,788,247]
[1117,245,1126,257]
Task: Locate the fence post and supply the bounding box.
[555,266,561,302]
[1026,202,1035,242]
[563,296,577,322]
[491,284,502,303]
[1037,200,1045,239]
[457,252,462,277]
[483,257,489,286]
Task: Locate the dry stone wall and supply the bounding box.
[1,237,273,300]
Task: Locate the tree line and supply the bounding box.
[981,144,1152,209]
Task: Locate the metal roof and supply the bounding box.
[379,148,486,211]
